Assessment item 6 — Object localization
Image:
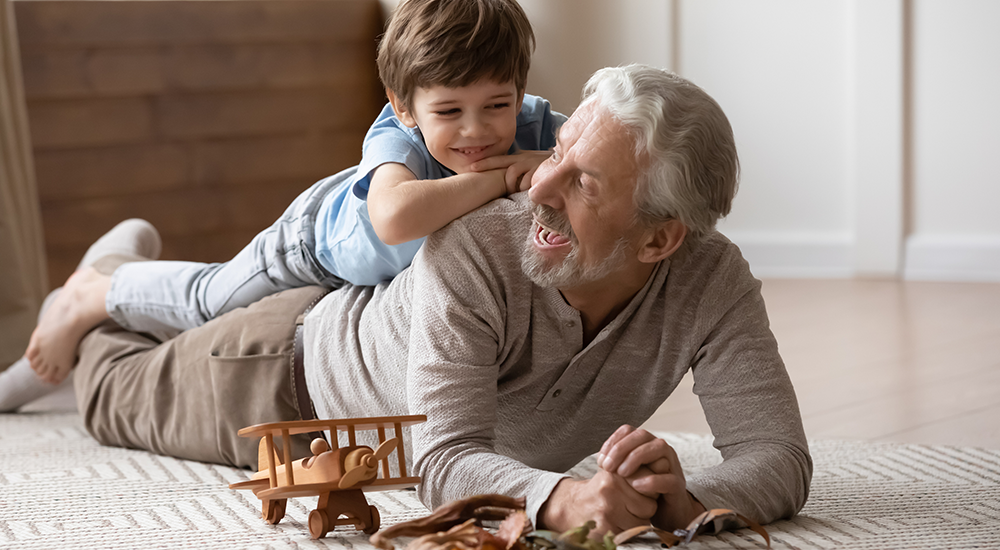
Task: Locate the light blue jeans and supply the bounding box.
[106,170,351,333]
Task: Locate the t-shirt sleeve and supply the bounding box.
[320,194,426,286]
[315,105,432,284]
[353,104,429,200]
[513,95,567,152]
[402,209,563,524]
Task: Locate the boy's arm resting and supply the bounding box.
[367,162,508,245]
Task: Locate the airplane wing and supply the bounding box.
[236,415,427,487]
[236,415,427,440]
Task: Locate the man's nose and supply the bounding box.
[528,162,564,209]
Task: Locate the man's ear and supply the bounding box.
[386,89,418,128]
[637,219,688,264]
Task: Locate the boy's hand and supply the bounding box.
[470,150,553,195]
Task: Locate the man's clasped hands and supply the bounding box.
[541,425,708,535]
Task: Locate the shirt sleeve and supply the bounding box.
[321,194,426,286]
[402,213,564,524]
[353,103,430,200]
[685,281,813,524]
[513,94,567,153]
[315,104,432,285]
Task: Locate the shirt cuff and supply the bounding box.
[524,471,570,529]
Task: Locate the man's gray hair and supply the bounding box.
[581,64,740,239]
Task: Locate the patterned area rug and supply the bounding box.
[2,412,999,549]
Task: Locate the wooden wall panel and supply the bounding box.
[15,0,379,45]
[15,0,384,289]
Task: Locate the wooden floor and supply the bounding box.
[642,279,1000,450]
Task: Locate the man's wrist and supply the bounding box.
[652,490,707,531]
[537,477,577,531]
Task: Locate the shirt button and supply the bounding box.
[552,389,562,398]
[566,321,575,328]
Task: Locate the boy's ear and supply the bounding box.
[516,90,525,113]
[386,89,418,128]
[637,219,687,264]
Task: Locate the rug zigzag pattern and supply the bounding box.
[2,414,999,549]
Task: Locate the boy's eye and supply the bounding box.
[489,102,510,109]
[435,108,461,116]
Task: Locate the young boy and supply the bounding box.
[20,0,566,388]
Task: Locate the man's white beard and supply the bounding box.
[521,231,631,289]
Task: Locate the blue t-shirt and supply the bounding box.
[314,94,566,286]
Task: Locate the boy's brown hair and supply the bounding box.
[377,0,534,109]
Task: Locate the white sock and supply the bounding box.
[76,218,161,271]
[0,357,72,413]
[0,220,160,413]
[0,288,64,412]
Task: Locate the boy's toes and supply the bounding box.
[46,368,66,385]
[42,366,62,385]
[32,360,49,380]
[27,354,42,375]
[25,336,40,363]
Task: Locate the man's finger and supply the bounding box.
[598,425,635,468]
[602,427,656,473]
[594,470,657,530]
[617,439,681,478]
[628,470,688,499]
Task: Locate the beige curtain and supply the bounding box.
[0,0,47,370]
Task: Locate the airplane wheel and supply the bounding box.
[265,499,286,524]
[309,509,330,539]
[363,505,381,535]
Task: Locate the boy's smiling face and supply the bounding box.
[389,80,523,174]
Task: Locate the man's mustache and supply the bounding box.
[532,204,576,243]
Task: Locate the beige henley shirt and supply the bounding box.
[303,192,811,526]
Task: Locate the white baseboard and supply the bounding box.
[719,232,1000,281]
[904,234,1000,282]
[721,232,854,279]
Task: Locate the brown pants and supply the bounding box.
[73,280,329,470]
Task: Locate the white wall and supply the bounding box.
[520,0,673,115]
[683,1,858,278]
[906,0,1000,281]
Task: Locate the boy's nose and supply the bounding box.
[461,115,488,137]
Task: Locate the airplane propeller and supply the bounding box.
[339,437,400,489]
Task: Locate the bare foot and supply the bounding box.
[26,267,112,384]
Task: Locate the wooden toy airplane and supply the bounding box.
[229,414,427,539]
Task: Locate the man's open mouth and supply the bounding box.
[534,220,571,248]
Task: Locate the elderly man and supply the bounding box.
[62,64,810,534]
